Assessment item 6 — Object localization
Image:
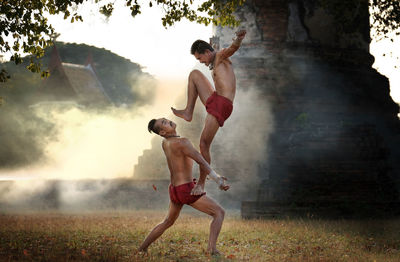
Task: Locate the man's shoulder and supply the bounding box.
[175,137,190,146]
[165,137,190,148]
[164,138,192,156]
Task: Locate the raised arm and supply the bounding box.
[219,29,247,59]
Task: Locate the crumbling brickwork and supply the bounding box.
[217,0,400,218]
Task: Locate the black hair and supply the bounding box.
[191,40,214,55]
[148,119,159,134]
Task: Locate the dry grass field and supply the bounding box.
[0,210,399,261]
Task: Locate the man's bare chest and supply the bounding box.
[212,62,233,80]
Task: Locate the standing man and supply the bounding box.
[171,30,246,195]
[138,117,229,255]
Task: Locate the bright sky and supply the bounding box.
[370,34,400,103]
[47,1,212,80]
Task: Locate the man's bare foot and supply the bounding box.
[171,107,192,122]
[134,248,148,257]
[206,248,223,256]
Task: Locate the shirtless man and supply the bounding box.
[171,30,246,194]
[138,117,229,255]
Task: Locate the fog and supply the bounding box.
[134,65,275,208]
[0,74,188,211]
[0,61,275,211]
[210,88,273,202]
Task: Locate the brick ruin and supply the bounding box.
[219,0,400,218]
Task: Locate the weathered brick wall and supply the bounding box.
[255,0,288,43]
[213,0,400,218]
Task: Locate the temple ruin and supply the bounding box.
[221,0,400,218]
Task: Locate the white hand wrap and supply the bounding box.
[208,170,223,186]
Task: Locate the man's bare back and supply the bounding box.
[162,137,198,186]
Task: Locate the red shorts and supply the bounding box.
[205,92,233,127]
[169,180,205,205]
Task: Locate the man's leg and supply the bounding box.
[171,69,214,122]
[197,114,219,186]
[138,201,183,252]
[190,195,225,255]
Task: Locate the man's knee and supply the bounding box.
[189,69,201,77]
[189,69,203,81]
[212,206,225,219]
[219,207,225,219]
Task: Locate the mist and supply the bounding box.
[199,88,273,205]
[1,80,155,177]
[0,74,188,211]
[133,66,275,209]
[0,58,275,211]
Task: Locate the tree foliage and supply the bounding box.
[0,0,245,83]
[0,0,399,83]
[0,0,86,82]
[318,0,400,40]
[370,0,400,40]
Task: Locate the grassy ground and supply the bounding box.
[0,210,399,261]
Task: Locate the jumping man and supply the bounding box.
[171,30,246,195]
[138,118,229,255]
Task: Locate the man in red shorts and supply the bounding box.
[171,30,246,195]
[138,117,229,255]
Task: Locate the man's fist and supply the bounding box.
[235,29,247,40]
[218,176,230,191]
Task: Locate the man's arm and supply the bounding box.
[178,138,229,193]
[219,29,247,59]
[179,138,212,181]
